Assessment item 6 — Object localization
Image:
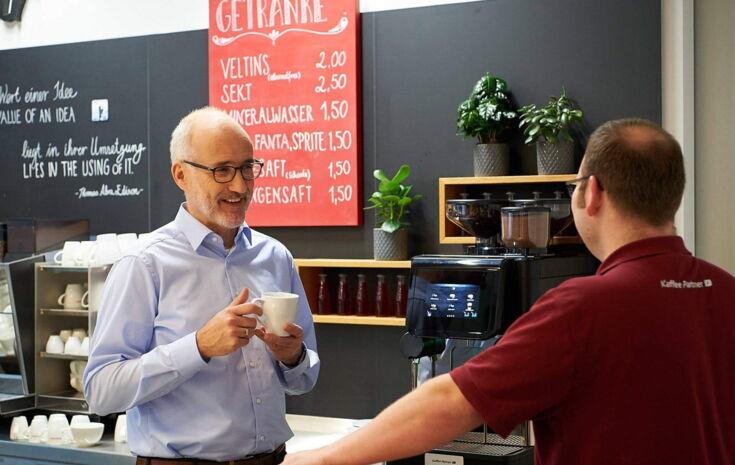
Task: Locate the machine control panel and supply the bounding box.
[427,283,480,319]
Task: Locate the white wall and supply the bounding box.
[694,0,735,272]
[0,0,483,50]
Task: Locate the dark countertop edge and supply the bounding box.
[0,435,135,465]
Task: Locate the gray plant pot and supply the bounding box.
[473,143,510,176]
[373,228,408,261]
[536,138,574,175]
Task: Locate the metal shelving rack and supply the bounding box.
[33,263,111,413]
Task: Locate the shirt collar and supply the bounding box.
[174,203,252,250]
[597,235,690,275]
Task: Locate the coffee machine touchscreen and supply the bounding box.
[428,284,480,318]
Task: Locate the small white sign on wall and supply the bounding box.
[91,99,109,122]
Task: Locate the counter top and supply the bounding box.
[0,414,368,465]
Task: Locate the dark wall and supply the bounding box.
[0,0,661,419]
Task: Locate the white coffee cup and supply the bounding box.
[59,329,72,343]
[74,241,97,266]
[117,233,138,255]
[10,415,28,441]
[64,336,82,355]
[70,374,84,393]
[28,415,48,443]
[70,415,90,427]
[47,414,72,445]
[92,234,121,265]
[114,414,127,443]
[54,241,81,267]
[72,328,87,340]
[79,336,90,356]
[70,360,87,377]
[253,292,299,337]
[57,284,89,310]
[71,422,104,447]
[46,335,65,354]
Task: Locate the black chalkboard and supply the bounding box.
[0,38,150,232]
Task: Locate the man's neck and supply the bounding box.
[598,219,675,261]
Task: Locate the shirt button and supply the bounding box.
[256,398,262,404]
[249,361,256,368]
[259,435,265,441]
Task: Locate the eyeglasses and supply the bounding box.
[565,175,592,197]
[184,159,264,183]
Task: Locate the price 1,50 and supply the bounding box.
[328,185,353,205]
[328,130,353,151]
[328,160,351,179]
[320,100,349,121]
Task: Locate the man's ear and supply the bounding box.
[584,175,604,217]
[171,162,186,191]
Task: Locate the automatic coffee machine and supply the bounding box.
[395,192,598,465]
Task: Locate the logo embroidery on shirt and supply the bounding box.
[660,279,713,289]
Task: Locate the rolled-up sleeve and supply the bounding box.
[83,255,207,416]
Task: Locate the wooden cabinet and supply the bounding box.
[294,259,410,327]
[439,174,577,244]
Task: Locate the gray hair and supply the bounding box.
[169,106,240,164]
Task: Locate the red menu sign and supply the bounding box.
[208,0,361,226]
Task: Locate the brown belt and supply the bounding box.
[135,443,286,465]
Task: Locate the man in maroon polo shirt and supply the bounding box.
[284,118,735,465]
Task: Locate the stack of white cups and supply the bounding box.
[54,232,142,267]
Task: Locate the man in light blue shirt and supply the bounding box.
[83,107,319,463]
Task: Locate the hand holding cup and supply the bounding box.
[252,292,304,366]
[195,288,262,359]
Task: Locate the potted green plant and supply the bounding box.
[457,73,517,176]
[518,89,584,175]
[365,164,422,260]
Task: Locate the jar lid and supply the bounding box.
[447,196,508,205]
[501,206,550,214]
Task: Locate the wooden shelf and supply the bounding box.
[295,259,411,269]
[439,174,577,244]
[294,259,411,326]
[40,352,87,360]
[40,308,89,317]
[313,314,405,326]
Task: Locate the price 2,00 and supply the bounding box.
[316,51,347,69]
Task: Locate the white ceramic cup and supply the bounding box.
[79,336,90,356]
[116,233,138,255]
[57,284,88,310]
[54,241,81,267]
[70,422,104,447]
[114,414,127,443]
[28,415,48,443]
[47,414,71,445]
[64,336,82,355]
[69,360,87,377]
[253,292,299,337]
[59,329,72,343]
[70,374,84,393]
[10,415,28,441]
[72,328,87,340]
[45,335,65,354]
[92,235,121,265]
[70,415,90,427]
[74,241,97,266]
